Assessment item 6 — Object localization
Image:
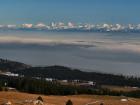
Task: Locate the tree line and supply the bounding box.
[0,75,140,98]
[14,66,140,87]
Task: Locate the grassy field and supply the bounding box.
[0,92,140,105]
[101,85,140,92]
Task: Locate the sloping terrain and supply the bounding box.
[0,92,140,105]
[0,58,31,72]
[0,58,140,87]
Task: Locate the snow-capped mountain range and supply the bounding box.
[1,22,140,32]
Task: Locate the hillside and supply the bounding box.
[0,92,140,105]
[0,58,140,98]
[0,58,140,87]
[14,66,140,87]
[0,58,31,72]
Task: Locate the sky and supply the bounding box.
[0,0,139,24]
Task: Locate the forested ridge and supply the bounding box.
[0,58,30,72]
[13,66,140,87]
[0,58,140,87]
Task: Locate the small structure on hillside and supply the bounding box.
[78,81,96,87]
[7,87,16,92]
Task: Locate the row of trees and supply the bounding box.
[14,66,140,87]
[0,76,96,95]
[1,58,140,87]
[0,75,140,98]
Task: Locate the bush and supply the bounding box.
[66,100,73,105]
[100,103,104,105]
[37,96,43,102]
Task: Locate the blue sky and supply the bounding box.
[0,0,140,24]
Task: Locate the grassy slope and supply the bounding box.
[102,85,140,92]
[0,92,140,105]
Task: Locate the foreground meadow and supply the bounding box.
[0,92,140,105]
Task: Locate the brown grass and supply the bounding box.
[0,92,140,105]
[102,85,140,92]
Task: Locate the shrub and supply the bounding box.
[37,96,43,102]
[66,100,73,105]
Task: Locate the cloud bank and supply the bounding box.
[0,31,140,75]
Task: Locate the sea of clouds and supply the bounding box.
[0,31,140,76]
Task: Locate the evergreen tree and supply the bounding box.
[100,103,104,105]
[66,100,73,105]
[37,96,43,102]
